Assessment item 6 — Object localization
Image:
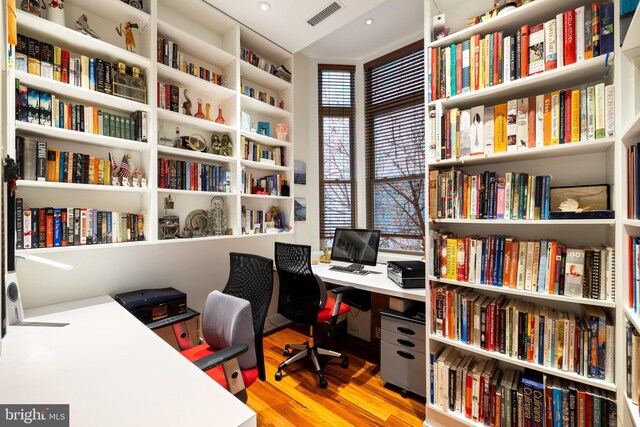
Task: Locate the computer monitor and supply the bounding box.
[330,228,381,271]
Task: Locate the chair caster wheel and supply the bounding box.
[283,349,290,356]
[275,371,283,381]
[400,389,409,398]
[319,379,328,389]
[341,359,349,369]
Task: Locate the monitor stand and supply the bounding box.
[346,263,365,271]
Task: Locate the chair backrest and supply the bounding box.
[222,252,274,381]
[274,242,321,326]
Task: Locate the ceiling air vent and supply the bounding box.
[307,2,343,27]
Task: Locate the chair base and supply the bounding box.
[274,341,349,389]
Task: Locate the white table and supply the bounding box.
[0,296,256,427]
[312,262,426,302]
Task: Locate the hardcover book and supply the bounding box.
[528,24,544,75]
[564,248,585,297]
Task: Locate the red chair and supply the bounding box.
[178,253,273,402]
[274,242,353,388]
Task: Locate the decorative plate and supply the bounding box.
[186,209,208,236]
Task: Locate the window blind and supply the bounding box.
[364,41,425,251]
[318,64,356,240]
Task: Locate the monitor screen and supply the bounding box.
[330,229,381,267]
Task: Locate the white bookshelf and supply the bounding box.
[8,0,294,249]
[625,396,640,427]
[425,0,622,425]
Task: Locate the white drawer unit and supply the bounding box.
[380,309,426,398]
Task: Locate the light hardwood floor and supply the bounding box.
[247,327,426,426]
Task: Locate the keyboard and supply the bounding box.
[329,266,370,275]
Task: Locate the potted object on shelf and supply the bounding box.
[47,0,64,26]
[275,123,289,141]
[159,194,180,240]
[215,105,225,124]
[195,98,205,119]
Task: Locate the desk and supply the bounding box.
[0,296,256,427]
[312,262,426,302]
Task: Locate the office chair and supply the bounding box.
[274,242,354,388]
[179,252,273,402]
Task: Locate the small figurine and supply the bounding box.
[21,0,46,17]
[211,134,222,155]
[75,14,100,39]
[220,134,233,157]
[115,21,139,52]
[205,103,212,121]
[182,89,192,116]
[117,153,132,186]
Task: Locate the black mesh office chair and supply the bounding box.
[274,242,353,388]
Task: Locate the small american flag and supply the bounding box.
[109,153,118,173]
[118,154,131,178]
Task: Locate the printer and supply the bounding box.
[114,287,186,324]
[387,260,425,289]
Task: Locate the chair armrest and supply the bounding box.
[331,285,356,294]
[192,343,249,372]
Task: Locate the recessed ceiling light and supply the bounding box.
[365,18,375,25]
[258,2,271,11]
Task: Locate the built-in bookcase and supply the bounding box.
[5,0,294,253]
[424,1,624,426]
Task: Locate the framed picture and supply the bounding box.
[294,198,306,222]
[257,122,270,136]
[294,160,306,185]
[549,184,610,212]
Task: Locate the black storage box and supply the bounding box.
[387,260,425,289]
[114,287,186,324]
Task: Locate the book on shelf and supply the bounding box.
[427,2,614,103]
[241,135,286,166]
[241,170,287,196]
[431,345,617,426]
[241,205,286,235]
[240,77,281,109]
[429,230,615,303]
[14,198,144,249]
[429,83,614,162]
[157,36,226,87]
[241,47,291,82]
[626,144,640,220]
[157,158,231,193]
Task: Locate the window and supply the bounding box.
[364,40,425,252]
[318,65,356,246]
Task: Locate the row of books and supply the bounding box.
[429,170,552,220]
[157,158,231,193]
[429,231,616,301]
[241,206,286,235]
[240,47,291,82]
[156,82,215,117]
[627,324,640,409]
[430,348,617,427]
[427,2,614,102]
[15,137,123,186]
[17,84,148,142]
[15,199,145,249]
[430,285,614,381]
[240,81,280,109]
[627,143,640,220]
[429,83,614,161]
[241,136,286,166]
[627,236,640,314]
[241,170,287,196]
[157,37,225,87]
[15,34,144,102]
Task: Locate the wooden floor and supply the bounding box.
[246,327,426,426]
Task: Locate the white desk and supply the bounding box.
[312,262,426,302]
[0,296,256,427]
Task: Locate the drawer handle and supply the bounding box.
[397,339,415,348]
[397,326,415,335]
[397,350,415,360]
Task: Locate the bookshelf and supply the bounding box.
[425,1,622,426]
[6,0,295,252]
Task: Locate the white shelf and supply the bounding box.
[16,10,151,70]
[157,188,234,197]
[154,234,243,245]
[433,218,615,226]
[157,146,234,163]
[16,71,149,113]
[157,63,236,101]
[427,404,478,427]
[17,180,148,193]
[156,108,236,134]
[240,159,288,172]
[430,277,616,308]
[625,396,640,427]
[623,1,640,59]
[16,240,149,254]
[429,138,615,167]
[625,220,640,227]
[428,55,610,109]
[70,0,151,27]
[240,231,294,238]
[240,130,291,148]
[428,0,596,49]
[157,19,235,68]
[428,335,616,392]
[15,121,149,152]
[626,307,640,335]
[623,110,640,141]
[240,61,291,92]
[241,194,291,200]
[240,94,291,118]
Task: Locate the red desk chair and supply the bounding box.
[178,253,273,402]
[274,242,354,388]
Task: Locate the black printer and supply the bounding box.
[114,287,186,324]
[387,260,425,289]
